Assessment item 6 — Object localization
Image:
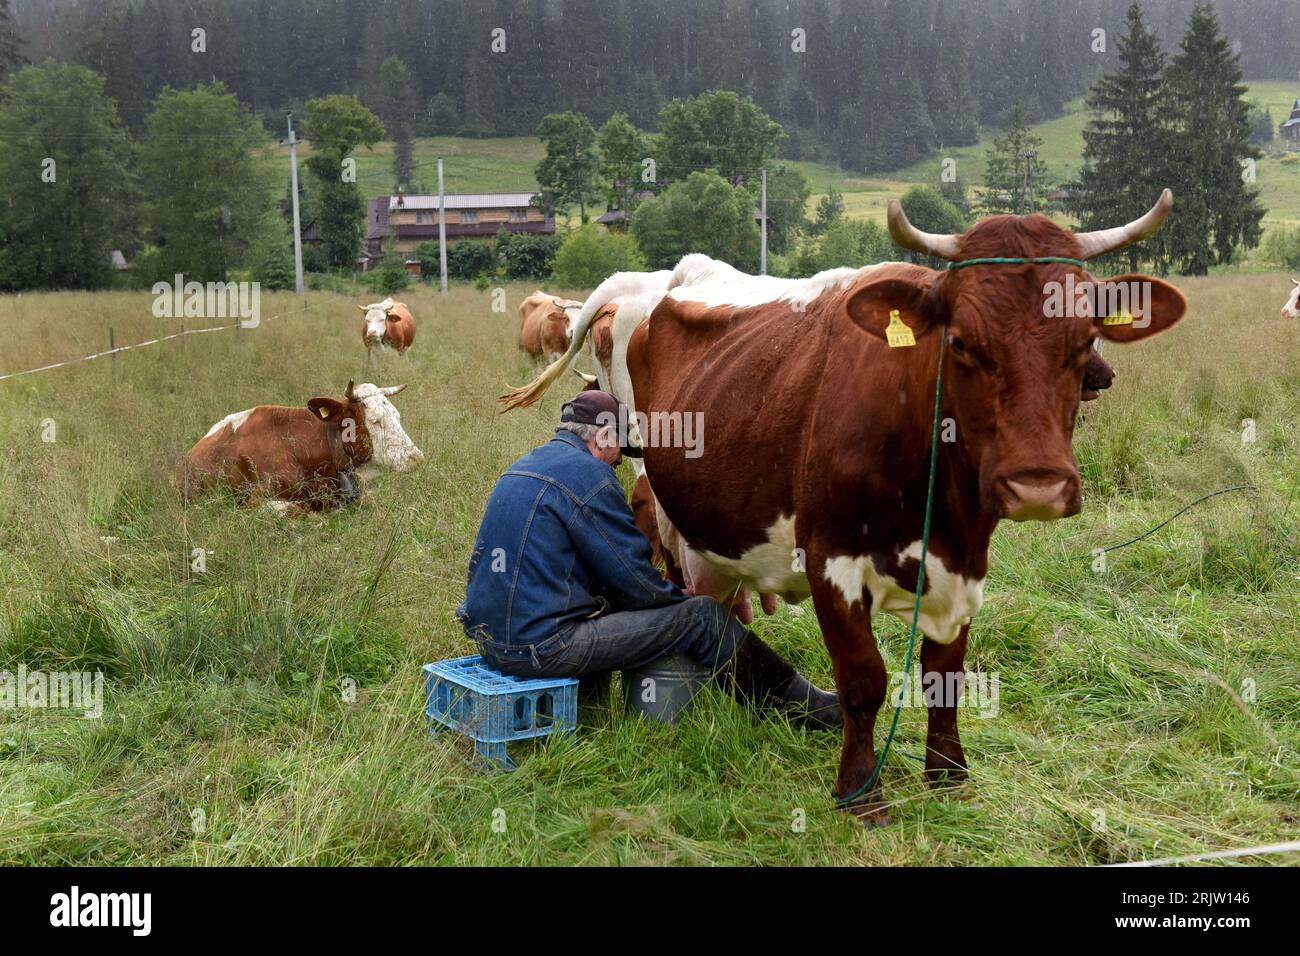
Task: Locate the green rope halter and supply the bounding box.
[946,256,1087,270]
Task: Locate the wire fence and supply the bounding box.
[0,303,319,383]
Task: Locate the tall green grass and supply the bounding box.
[0,276,1297,865]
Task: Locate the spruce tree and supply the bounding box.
[1163,2,1265,275]
[1078,4,1173,274]
[979,101,1049,216]
[0,0,23,82]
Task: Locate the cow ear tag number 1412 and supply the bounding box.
[886,309,916,348]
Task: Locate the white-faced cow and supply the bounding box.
[179,381,423,514]
[518,292,584,363]
[501,192,1186,825]
[1283,279,1300,318]
[359,299,417,355]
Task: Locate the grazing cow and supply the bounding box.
[179,381,423,514]
[1283,279,1300,318]
[359,299,417,355]
[503,192,1185,823]
[518,292,583,363]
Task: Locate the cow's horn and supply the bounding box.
[358,305,368,312]
[571,369,598,385]
[345,380,355,399]
[887,200,961,260]
[1074,189,1173,261]
[379,384,406,396]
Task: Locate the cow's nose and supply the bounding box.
[995,470,1080,521]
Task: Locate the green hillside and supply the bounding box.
[271,81,1300,251]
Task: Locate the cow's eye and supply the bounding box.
[948,333,970,358]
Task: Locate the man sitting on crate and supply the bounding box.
[456,389,841,730]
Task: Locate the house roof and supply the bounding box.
[597,209,627,224]
[390,192,538,211]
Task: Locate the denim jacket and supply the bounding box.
[456,429,684,652]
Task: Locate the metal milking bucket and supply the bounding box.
[622,652,711,724]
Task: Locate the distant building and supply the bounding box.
[364,192,554,266]
[276,199,321,246]
[596,206,628,231]
[1282,98,1300,143]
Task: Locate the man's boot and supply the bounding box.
[726,632,842,730]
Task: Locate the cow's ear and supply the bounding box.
[845,274,944,344]
[307,398,348,422]
[1093,274,1186,343]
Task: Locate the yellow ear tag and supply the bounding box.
[886,309,916,348]
[319,407,330,418]
[1102,306,1134,326]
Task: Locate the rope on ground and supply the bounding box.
[1103,839,1300,867]
[1100,485,1259,554]
[0,303,318,383]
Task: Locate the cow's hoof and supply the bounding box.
[924,763,968,791]
[842,801,891,829]
[835,788,890,827]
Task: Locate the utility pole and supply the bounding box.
[287,113,304,295]
[1020,149,1038,216]
[760,168,768,276]
[437,157,448,294]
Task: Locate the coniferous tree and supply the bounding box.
[373,56,418,190]
[0,0,23,82]
[1077,4,1173,274]
[1162,2,1265,275]
[979,101,1050,216]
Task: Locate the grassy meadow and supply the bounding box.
[0,274,1298,865]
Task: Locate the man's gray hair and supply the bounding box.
[558,421,602,442]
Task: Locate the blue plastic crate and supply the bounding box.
[423,655,578,770]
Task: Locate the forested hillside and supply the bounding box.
[12,0,1300,172]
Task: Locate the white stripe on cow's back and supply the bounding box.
[823,540,984,645]
[667,262,891,313]
[203,408,254,439]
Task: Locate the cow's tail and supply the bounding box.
[499,273,630,412]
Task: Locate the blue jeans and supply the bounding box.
[476,596,748,680]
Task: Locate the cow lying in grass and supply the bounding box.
[179,381,423,514]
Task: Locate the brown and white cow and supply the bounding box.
[359,299,417,355]
[179,381,423,514]
[1283,279,1300,318]
[568,257,778,389]
[518,292,584,363]
[502,192,1185,824]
